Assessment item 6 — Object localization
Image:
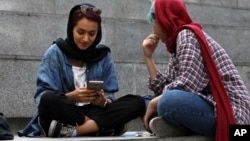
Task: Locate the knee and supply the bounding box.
[40,91,54,102]
[157,90,183,116]
[125,94,146,115]
[39,90,60,106]
[132,95,145,108]
[125,94,145,104]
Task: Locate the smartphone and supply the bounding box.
[87,80,104,90]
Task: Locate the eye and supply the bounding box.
[89,31,97,37]
[77,29,85,35]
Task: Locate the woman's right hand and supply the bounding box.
[142,34,159,80]
[142,34,160,58]
[66,87,97,103]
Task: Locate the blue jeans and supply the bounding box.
[144,89,215,136]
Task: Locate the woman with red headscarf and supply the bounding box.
[142,0,250,140]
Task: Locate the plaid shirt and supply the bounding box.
[147,29,250,124]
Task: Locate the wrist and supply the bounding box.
[65,92,74,100]
[102,99,109,108]
[144,56,153,60]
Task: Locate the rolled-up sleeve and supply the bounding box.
[147,70,170,96]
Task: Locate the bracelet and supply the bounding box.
[103,100,108,108]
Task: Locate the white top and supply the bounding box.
[72,65,89,106]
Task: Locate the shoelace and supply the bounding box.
[60,124,75,137]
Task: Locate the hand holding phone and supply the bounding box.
[87,80,103,90]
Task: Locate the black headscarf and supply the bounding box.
[55,3,110,63]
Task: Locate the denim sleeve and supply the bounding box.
[104,92,116,101]
[101,53,119,93]
[34,46,65,106]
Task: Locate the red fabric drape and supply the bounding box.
[154,0,236,140]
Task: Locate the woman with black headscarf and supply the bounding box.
[18,3,145,138]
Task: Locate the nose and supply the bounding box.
[82,34,90,42]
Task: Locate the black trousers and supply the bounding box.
[38,91,145,134]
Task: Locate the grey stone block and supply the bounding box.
[0,12,67,56]
[184,0,239,8]
[238,0,250,9]
[54,0,151,20]
[187,4,250,27]
[102,19,169,62]
[0,0,55,14]
[202,26,250,63]
[0,59,39,117]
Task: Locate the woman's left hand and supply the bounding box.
[143,95,161,132]
[91,89,106,107]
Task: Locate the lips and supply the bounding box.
[78,43,90,50]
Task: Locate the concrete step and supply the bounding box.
[7,118,214,141]
[7,118,145,135]
[12,133,214,141]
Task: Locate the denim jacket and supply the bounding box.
[18,44,119,137]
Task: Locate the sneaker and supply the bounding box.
[48,120,76,137]
[149,117,188,137]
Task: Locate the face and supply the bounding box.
[73,18,98,50]
[153,22,168,42]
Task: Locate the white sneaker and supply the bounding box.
[149,117,188,137]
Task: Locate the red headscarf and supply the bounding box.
[154,0,236,140]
